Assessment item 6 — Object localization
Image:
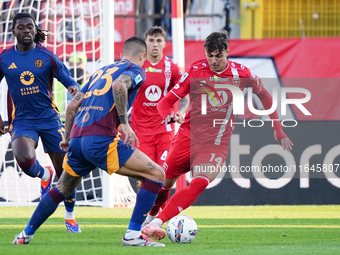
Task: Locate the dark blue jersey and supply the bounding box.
[0,45,79,122]
[71,59,145,138]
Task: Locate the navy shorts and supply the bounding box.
[10,118,65,153]
[63,135,135,177]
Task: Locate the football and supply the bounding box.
[166,215,198,244]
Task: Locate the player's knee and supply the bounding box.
[153,166,165,183]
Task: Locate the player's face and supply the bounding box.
[206,49,230,72]
[12,17,37,47]
[145,34,166,59]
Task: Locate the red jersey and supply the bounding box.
[131,56,182,135]
[158,59,285,144]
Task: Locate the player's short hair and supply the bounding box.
[122,36,146,57]
[12,12,47,45]
[144,26,166,39]
[204,30,229,54]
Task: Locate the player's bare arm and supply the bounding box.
[113,74,139,148]
[60,92,84,151]
[274,130,294,152]
[176,95,189,124]
[0,115,5,134]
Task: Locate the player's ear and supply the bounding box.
[140,51,146,62]
[226,48,230,56]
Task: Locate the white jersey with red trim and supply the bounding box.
[166,59,263,144]
[131,56,182,135]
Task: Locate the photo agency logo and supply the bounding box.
[198,79,312,128]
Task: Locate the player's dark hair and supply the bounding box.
[204,30,229,53]
[12,12,48,45]
[144,26,166,39]
[122,36,147,56]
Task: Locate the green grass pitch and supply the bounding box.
[1,205,340,255]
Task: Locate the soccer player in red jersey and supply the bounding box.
[130,26,188,167]
[0,13,81,232]
[142,30,293,240]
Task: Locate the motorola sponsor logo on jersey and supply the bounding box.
[143,85,162,106]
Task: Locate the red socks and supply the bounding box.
[158,175,209,223]
[149,186,171,216]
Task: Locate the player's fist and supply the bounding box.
[59,139,69,151]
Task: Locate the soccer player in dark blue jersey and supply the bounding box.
[12,36,166,247]
[0,13,81,232]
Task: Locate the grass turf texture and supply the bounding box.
[1,205,339,255]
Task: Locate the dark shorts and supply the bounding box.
[10,119,65,153]
[63,135,135,177]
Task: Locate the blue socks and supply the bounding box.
[19,158,45,178]
[64,189,76,213]
[127,179,162,231]
[24,188,65,235]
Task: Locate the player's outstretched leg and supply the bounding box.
[12,188,65,245]
[142,175,209,240]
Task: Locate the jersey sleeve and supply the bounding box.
[123,65,146,110]
[157,71,190,117]
[50,53,80,90]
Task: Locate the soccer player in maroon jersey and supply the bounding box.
[142,30,293,240]
[130,26,188,166]
[0,12,80,232]
[13,36,166,247]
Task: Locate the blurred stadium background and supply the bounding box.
[0,0,339,207]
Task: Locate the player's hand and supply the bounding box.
[175,111,185,124]
[59,139,69,151]
[119,123,139,149]
[68,85,79,98]
[161,113,178,125]
[274,130,294,152]
[0,118,6,134]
